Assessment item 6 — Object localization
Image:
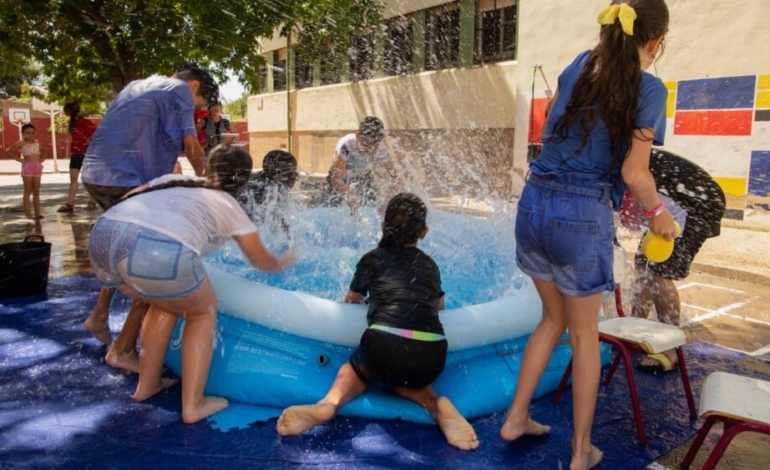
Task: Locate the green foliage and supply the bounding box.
[0,0,384,105]
[223,92,249,120]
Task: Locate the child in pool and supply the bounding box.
[276,193,479,451]
[8,123,47,219]
[500,2,675,469]
[238,149,299,232]
[88,144,295,423]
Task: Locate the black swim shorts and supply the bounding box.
[349,327,447,390]
[83,182,136,211]
[69,154,85,171]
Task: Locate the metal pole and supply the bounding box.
[48,104,60,173]
[287,33,292,153]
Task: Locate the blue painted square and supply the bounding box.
[749,150,770,197]
[677,76,755,110]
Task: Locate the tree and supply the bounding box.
[0,0,383,104]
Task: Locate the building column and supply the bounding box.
[459,0,476,68]
[267,52,275,93]
[412,10,426,73]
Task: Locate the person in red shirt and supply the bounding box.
[57,102,98,212]
[194,106,209,148]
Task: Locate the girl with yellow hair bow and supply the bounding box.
[501,1,671,469]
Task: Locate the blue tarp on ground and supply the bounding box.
[2,275,768,469]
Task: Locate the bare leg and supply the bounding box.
[277,362,367,436]
[84,287,117,346]
[22,176,32,218]
[631,263,654,319]
[501,279,565,441]
[395,387,479,450]
[564,292,603,470]
[31,178,43,218]
[132,305,180,401]
[650,276,680,326]
[105,298,149,373]
[67,169,79,206]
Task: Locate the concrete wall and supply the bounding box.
[248,62,518,196]
[515,0,770,215]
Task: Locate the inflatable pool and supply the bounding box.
[165,207,595,426]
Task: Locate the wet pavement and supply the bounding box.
[1,159,769,469]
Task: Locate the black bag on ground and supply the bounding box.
[0,234,52,298]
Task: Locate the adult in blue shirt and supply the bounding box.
[82,63,219,375]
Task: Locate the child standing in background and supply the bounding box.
[500,2,675,469]
[8,123,46,219]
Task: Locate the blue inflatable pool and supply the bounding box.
[165,207,600,426]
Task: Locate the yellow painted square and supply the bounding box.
[713,177,747,197]
[667,92,676,117]
[756,91,770,109]
[758,74,770,90]
[664,81,677,91]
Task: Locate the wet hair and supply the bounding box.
[123,144,253,200]
[549,0,669,169]
[208,101,223,110]
[359,116,384,144]
[63,101,81,133]
[262,150,297,178]
[21,123,35,133]
[173,63,220,106]
[378,193,427,249]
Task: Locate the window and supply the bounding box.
[349,31,377,82]
[475,0,517,64]
[257,64,268,94]
[425,3,460,71]
[294,53,314,90]
[273,49,287,91]
[320,53,343,86]
[384,16,414,76]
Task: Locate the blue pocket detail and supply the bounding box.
[548,218,598,273]
[128,233,182,281]
[514,206,536,254]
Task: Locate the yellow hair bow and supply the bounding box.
[598,3,637,36]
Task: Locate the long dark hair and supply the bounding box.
[63,102,81,134]
[378,193,427,249]
[124,144,253,200]
[550,0,669,168]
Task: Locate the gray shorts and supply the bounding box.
[83,182,136,210]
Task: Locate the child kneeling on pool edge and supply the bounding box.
[277,193,479,450]
[88,144,295,424]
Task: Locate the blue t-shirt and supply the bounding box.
[532,51,668,207]
[82,76,197,187]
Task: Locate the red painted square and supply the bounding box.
[674,110,753,136]
[528,98,550,143]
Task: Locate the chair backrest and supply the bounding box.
[615,286,627,317]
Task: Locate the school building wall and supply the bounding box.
[516,0,770,218]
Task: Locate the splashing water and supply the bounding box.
[206,205,532,310]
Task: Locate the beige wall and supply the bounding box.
[249,62,518,195]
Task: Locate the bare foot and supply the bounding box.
[182,396,229,424]
[276,403,337,436]
[34,213,45,219]
[500,414,551,441]
[84,318,113,346]
[24,213,34,220]
[435,396,479,450]
[133,377,180,402]
[105,348,140,374]
[571,445,603,470]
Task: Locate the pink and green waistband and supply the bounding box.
[368,324,446,342]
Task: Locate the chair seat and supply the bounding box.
[699,371,770,426]
[598,317,687,353]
